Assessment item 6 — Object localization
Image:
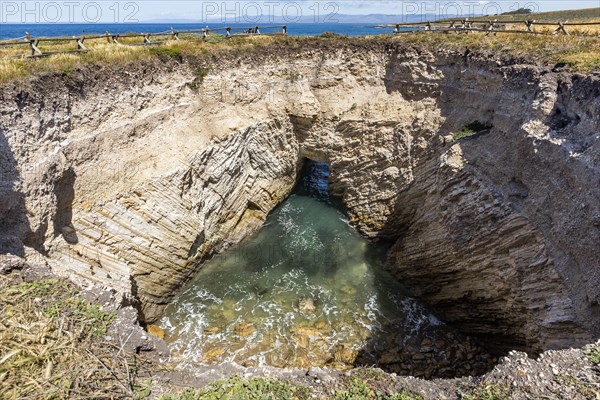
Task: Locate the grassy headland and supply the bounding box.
[0,8,599,83]
[1,30,599,85]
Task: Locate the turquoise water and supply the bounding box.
[160,172,445,369]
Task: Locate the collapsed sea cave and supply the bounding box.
[160,159,494,378]
[0,39,598,383]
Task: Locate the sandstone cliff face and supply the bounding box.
[0,40,598,352]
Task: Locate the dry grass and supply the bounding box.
[455,7,600,22]
[0,27,599,84]
[0,39,150,82]
[0,276,156,399]
[0,34,280,83]
[397,32,600,72]
[509,22,600,36]
[435,7,600,35]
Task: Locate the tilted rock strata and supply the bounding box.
[52,119,301,321]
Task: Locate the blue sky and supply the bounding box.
[0,0,598,23]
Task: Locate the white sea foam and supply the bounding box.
[161,194,449,369]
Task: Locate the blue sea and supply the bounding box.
[0,23,405,40]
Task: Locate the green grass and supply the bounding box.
[157,375,421,400]
[585,343,600,365]
[452,121,492,141]
[453,128,477,141]
[196,67,210,82]
[149,45,184,59]
[463,384,512,400]
[553,374,600,399]
[158,376,311,400]
[203,35,228,45]
[188,66,211,91]
[333,379,376,400]
[44,296,115,337]
[332,379,420,399]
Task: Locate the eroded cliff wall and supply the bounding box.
[0,40,598,352]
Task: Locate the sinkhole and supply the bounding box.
[159,160,494,378]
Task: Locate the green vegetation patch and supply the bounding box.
[150,45,184,59]
[334,379,377,400]
[553,374,600,399]
[452,121,493,141]
[188,66,211,91]
[196,67,210,82]
[584,343,600,365]
[159,376,311,400]
[463,384,512,400]
[320,32,347,39]
[159,373,421,400]
[203,35,227,45]
[333,378,420,400]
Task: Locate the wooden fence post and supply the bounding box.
[77,37,87,50]
[30,39,42,56]
[553,21,569,35]
[524,20,534,32]
[485,20,497,36]
[143,34,150,44]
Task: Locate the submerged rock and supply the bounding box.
[297,296,317,313]
[200,347,225,362]
[292,327,323,338]
[234,322,255,337]
[204,326,221,335]
[314,319,327,330]
[147,325,165,339]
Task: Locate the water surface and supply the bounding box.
[161,165,443,369]
[0,23,402,40]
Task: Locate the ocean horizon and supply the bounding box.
[0,22,411,40]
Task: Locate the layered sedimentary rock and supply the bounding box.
[55,121,300,321]
[0,39,598,352]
